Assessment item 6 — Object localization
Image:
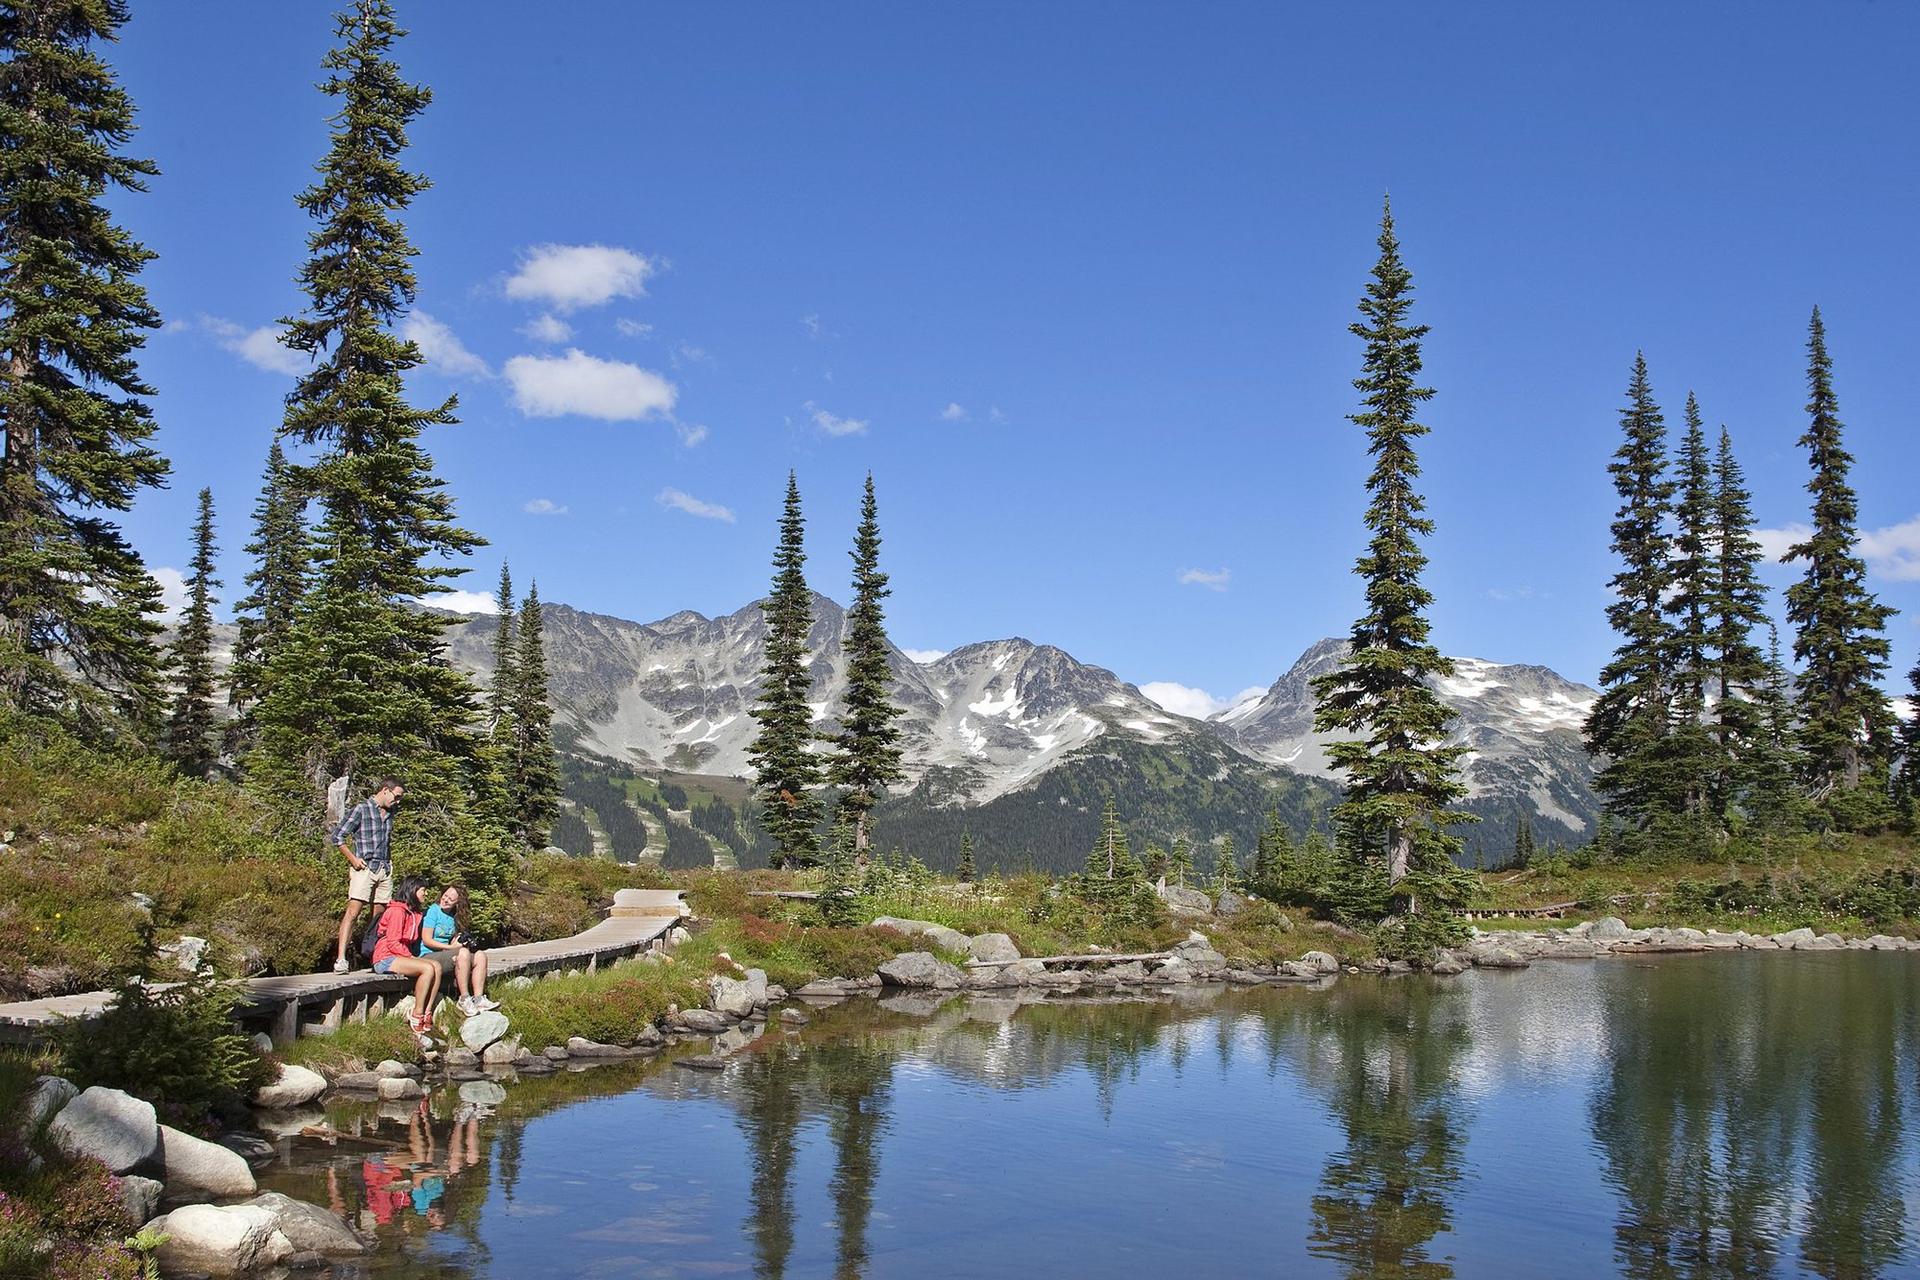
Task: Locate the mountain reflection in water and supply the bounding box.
[259,953,1920,1279]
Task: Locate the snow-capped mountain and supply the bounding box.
[439,594,1189,805]
[1209,638,1601,833]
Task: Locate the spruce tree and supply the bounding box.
[506,583,560,847]
[1511,812,1535,870]
[0,0,168,732]
[1584,355,1677,830]
[956,831,975,883]
[1253,808,1292,899]
[1311,202,1468,898]
[166,488,220,776]
[1896,660,1920,829]
[252,0,484,809]
[1707,426,1771,818]
[489,560,516,729]
[748,473,823,867]
[1213,833,1240,895]
[227,441,305,720]
[1664,394,1719,819]
[826,475,905,855]
[1747,627,1808,837]
[1782,308,1895,816]
[1167,834,1193,888]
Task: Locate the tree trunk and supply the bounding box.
[1387,829,1412,886]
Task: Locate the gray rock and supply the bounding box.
[1299,950,1341,975]
[118,1174,164,1224]
[1158,884,1214,916]
[1742,935,1780,949]
[1865,934,1906,950]
[1221,968,1268,984]
[373,1060,416,1079]
[1542,938,1602,959]
[250,1032,275,1055]
[1469,946,1531,969]
[1702,930,1745,949]
[458,1011,511,1053]
[506,975,535,990]
[148,1203,293,1277]
[869,916,968,953]
[252,1064,328,1110]
[1431,954,1468,976]
[245,1191,367,1257]
[744,968,770,1006]
[1589,916,1634,941]
[764,982,788,1004]
[330,1071,382,1092]
[1797,932,1844,951]
[542,1045,570,1061]
[1174,946,1228,973]
[795,979,847,997]
[566,1037,630,1057]
[376,1077,423,1101]
[161,1123,258,1200]
[629,1023,666,1049]
[48,1085,163,1177]
[1153,957,1194,982]
[707,975,756,1017]
[443,1047,478,1068]
[1214,889,1251,918]
[967,933,1022,964]
[672,1008,733,1034]
[457,1080,507,1106]
[217,1132,276,1170]
[1107,961,1148,982]
[20,1074,77,1132]
[157,934,210,974]
[1001,958,1052,986]
[877,951,965,989]
[1771,927,1817,948]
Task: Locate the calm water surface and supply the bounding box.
[258,952,1920,1278]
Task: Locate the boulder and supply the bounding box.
[1865,934,1906,950]
[1542,938,1603,959]
[330,1071,382,1092]
[118,1174,163,1224]
[1742,935,1781,949]
[506,975,535,991]
[707,975,756,1017]
[457,1080,507,1107]
[1299,950,1341,976]
[967,933,1022,964]
[480,1035,522,1066]
[1172,945,1228,973]
[1158,884,1214,916]
[542,1045,570,1061]
[1274,960,1323,980]
[48,1086,162,1177]
[1771,927,1817,949]
[376,1077,422,1101]
[443,1047,479,1069]
[629,1023,666,1049]
[1214,889,1250,918]
[566,1037,630,1057]
[245,1191,367,1256]
[149,1203,293,1277]
[1588,916,1635,941]
[459,1011,511,1053]
[253,1064,328,1110]
[876,951,965,990]
[1702,931,1745,950]
[157,935,210,975]
[161,1123,258,1200]
[796,979,848,997]
[20,1074,77,1132]
[869,917,969,953]
[1431,953,1468,976]
[1221,968,1267,985]
[1797,932,1844,951]
[672,1008,733,1034]
[1107,961,1148,982]
[1001,958,1052,986]
[373,1060,416,1079]
[217,1132,276,1170]
[1153,957,1194,982]
[1468,946,1531,969]
[743,967,770,1006]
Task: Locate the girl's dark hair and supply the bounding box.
[396,876,430,911]
[444,884,470,934]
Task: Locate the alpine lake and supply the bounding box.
[256,951,1920,1279]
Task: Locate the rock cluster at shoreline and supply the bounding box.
[1452,919,1920,970]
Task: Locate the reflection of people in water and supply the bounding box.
[342,1099,484,1234]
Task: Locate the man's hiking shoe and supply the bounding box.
[457,996,478,1016]
[332,958,350,974]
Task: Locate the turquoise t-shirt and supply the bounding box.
[418,904,458,956]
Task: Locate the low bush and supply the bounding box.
[496,962,705,1054]
[279,1017,426,1073]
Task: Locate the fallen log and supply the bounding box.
[967,950,1175,969]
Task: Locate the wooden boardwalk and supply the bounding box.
[0,888,689,1048]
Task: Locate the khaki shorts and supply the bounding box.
[425,947,460,977]
[347,864,393,904]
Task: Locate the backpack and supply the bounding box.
[359,908,384,961]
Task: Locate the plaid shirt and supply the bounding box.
[334,799,393,872]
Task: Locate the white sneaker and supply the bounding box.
[332,957,350,974]
[473,996,500,1012]
[458,997,478,1016]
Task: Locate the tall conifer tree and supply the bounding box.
[1782,308,1894,814]
[1167,833,1193,888]
[488,560,516,728]
[227,441,305,719]
[956,831,975,883]
[1584,355,1677,829]
[253,0,483,808]
[1664,394,1718,819]
[748,473,822,867]
[1896,659,1920,827]
[1707,426,1771,817]
[827,475,905,855]
[166,488,220,775]
[505,583,559,847]
[1311,202,1467,896]
[0,0,168,732]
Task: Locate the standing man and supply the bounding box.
[332,778,404,973]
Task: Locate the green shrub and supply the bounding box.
[55,971,269,1131]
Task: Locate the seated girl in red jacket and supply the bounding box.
[372,875,442,1046]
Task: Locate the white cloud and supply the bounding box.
[520,313,572,344]
[503,349,677,421]
[988,406,1007,424]
[150,567,190,621]
[940,402,968,422]
[805,400,868,437]
[615,318,654,339]
[1139,681,1268,720]
[402,311,490,379]
[506,244,654,312]
[1177,567,1231,592]
[200,315,306,376]
[1754,514,1920,581]
[523,498,568,516]
[675,421,709,448]
[672,342,714,368]
[902,648,948,665]
[657,487,735,523]
[426,589,499,616]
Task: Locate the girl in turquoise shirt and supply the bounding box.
[419,885,498,1016]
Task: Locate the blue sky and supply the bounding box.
[104,2,1919,713]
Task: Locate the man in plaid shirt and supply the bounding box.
[331,778,405,973]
